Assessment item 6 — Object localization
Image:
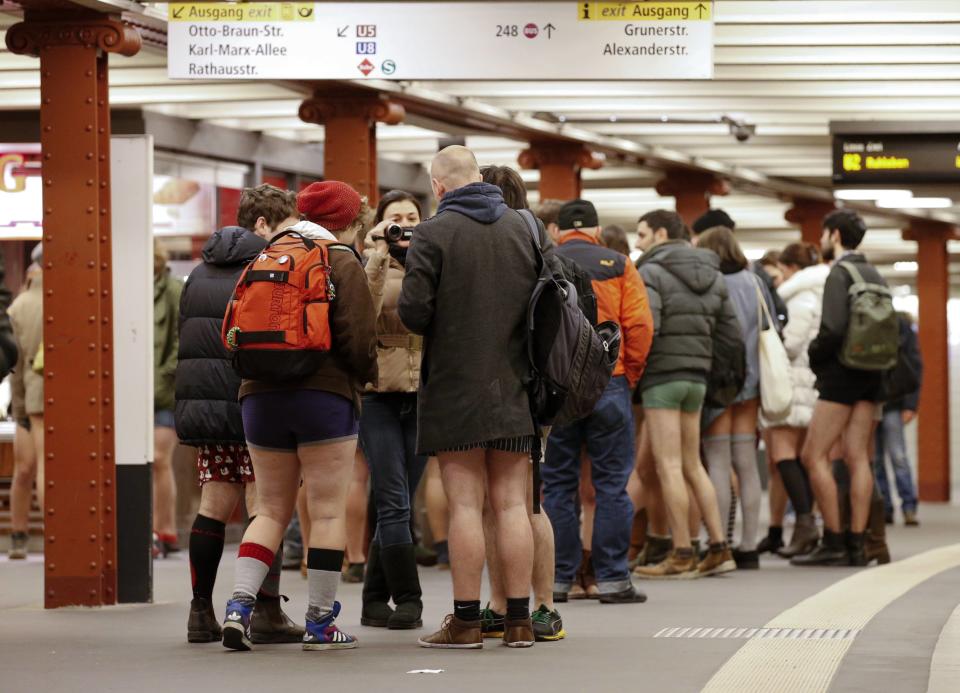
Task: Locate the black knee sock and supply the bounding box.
[506,597,530,621]
[454,600,480,622]
[190,514,226,601]
[777,459,812,515]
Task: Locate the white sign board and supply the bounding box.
[167,2,714,80]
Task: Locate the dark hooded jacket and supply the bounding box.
[636,240,741,391]
[174,227,266,445]
[398,182,544,454]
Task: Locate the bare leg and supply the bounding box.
[801,401,855,533]
[646,408,690,548]
[424,457,449,544]
[637,422,669,536]
[438,450,486,600]
[301,441,357,551]
[680,411,725,544]
[30,416,44,511]
[243,448,301,552]
[297,485,310,553]
[483,492,506,613]
[198,481,245,524]
[487,449,534,600]
[9,422,37,534]
[344,450,369,564]
[579,453,595,551]
[843,402,879,533]
[153,425,179,537]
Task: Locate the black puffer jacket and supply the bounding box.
[636,240,740,391]
[174,227,266,445]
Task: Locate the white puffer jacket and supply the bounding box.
[771,263,830,428]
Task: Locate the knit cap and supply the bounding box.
[297,181,361,231]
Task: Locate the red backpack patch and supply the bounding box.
[222,230,337,381]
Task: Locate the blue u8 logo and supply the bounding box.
[356,41,377,55]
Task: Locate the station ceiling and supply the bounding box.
[3,0,960,286]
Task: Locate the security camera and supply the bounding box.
[722,116,756,143]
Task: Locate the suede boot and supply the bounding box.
[381,543,423,630]
[865,487,891,565]
[187,597,222,643]
[361,541,394,627]
[250,595,306,643]
[778,514,820,559]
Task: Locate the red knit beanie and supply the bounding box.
[297,181,362,231]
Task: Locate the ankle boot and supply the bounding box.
[791,529,849,567]
[847,531,867,567]
[361,541,394,627]
[187,597,222,643]
[250,595,306,643]
[381,543,423,630]
[865,489,891,565]
[757,526,784,555]
[778,514,820,559]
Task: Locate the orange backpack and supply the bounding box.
[222,230,339,381]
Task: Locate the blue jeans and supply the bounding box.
[359,392,427,548]
[873,409,918,514]
[543,376,636,593]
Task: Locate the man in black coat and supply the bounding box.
[399,145,539,649]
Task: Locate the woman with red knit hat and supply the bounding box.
[294,181,374,583]
[222,182,378,653]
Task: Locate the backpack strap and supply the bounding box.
[517,208,545,514]
[269,228,317,249]
[839,261,866,285]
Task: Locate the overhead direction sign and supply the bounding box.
[833,132,960,184]
[167,1,714,80]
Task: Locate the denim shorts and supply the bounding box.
[241,390,358,452]
[641,380,707,413]
[154,409,175,429]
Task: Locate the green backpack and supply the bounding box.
[838,261,899,371]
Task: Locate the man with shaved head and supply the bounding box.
[399,146,548,649]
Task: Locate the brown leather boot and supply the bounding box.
[418,615,483,649]
[865,487,891,565]
[503,617,535,648]
[250,596,306,644]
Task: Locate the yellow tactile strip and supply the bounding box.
[702,544,960,693]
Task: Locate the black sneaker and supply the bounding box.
[479,603,505,639]
[598,585,648,604]
[531,605,565,642]
[732,549,760,570]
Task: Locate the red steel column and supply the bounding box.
[6,13,140,608]
[904,222,956,502]
[785,197,837,247]
[655,169,730,227]
[518,141,603,202]
[299,87,405,205]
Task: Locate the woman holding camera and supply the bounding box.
[359,190,428,630]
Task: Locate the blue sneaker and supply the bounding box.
[303,601,358,651]
[222,599,254,651]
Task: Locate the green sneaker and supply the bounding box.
[479,603,505,639]
[531,604,565,642]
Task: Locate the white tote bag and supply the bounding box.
[754,278,793,420]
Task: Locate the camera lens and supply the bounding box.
[385,224,405,243]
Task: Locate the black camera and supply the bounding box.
[384,223,413,244]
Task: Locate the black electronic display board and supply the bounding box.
[832,133,960,184]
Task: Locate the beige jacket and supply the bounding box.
[9,272,43,418]
[364,248,421,393]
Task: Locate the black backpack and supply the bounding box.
[704,317,747,409]
[518,210,621,510]
[552,253,598,327]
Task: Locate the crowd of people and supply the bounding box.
[4,144,924,655]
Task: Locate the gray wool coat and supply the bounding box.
[398,185,544,454]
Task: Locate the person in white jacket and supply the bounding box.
[765,243,830,558]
